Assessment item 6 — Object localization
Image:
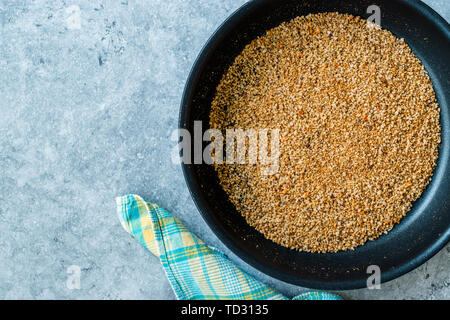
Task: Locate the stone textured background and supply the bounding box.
[0,0,448,300]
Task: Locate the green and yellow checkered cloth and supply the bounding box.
[116,194,341,300]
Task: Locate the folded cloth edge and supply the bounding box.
[116,194,341,301]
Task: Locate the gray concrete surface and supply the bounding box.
[0,0,448,300]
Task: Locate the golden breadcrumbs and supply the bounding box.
[209,12,441,253]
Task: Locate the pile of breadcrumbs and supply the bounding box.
[209,12,441,253]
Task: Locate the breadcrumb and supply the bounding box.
[209,12,441,253]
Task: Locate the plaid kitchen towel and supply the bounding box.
[116,194,341,300]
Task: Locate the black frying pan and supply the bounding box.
[179,0,450,290]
